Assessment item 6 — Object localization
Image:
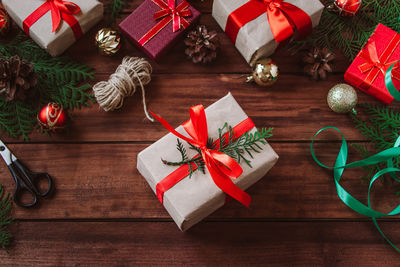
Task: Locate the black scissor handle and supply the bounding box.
[8,165,38,208]
[13,160,53,198]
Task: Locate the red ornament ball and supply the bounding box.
[37,103,67,131]
[0,8,10,37]
[334,0,362,16]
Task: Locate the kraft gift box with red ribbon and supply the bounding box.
[119,0,200,61]
[344,23,400,104]
[137,93,279,231]
[3,0,103,57]
[212,0,324,66]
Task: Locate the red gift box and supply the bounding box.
[344,23,400,104]
[119,0,200,61]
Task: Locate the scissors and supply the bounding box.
[0,139,54,207]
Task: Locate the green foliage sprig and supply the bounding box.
[0,33,95,140]
[105,0,132,25]
[0,185,13,252]
[350,104,400,184]
[162,123,273,177]
[292,0,400,60]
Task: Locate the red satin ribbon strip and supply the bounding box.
[138,0,192,46]
[23,0,82,39]
[358,34,400,90]
[151,107,255,207]
[225,0,312,44]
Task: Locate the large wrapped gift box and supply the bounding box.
[3,0,103,57]
[119,0,201,61]
[344,23,400,104]
[137,93,279,231]
[212,0,324,66]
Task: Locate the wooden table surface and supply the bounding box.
[1,0,400,265]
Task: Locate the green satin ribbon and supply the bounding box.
[386,61,400,101]
[311,127,400,252]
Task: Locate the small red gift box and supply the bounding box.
[344,23,400,104]
[119,0,200,61]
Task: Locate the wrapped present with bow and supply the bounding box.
[137,93,279,231]
[345,24,400,104]
[3,0,103,57]
[212,0,324,66]
[119,0,200,61]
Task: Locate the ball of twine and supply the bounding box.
[93,56,154,121]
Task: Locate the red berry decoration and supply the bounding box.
[334,0,362,16]
[37,103,67,131]
[0,8,10,37]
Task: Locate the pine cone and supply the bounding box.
[302,47,335,80]
[184,25,220,64]
[0,56,37,102]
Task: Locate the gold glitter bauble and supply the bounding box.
[95,28,121,56]
[246,58,279,87]
[327,83,358,113]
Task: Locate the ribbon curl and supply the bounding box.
[151,105,251,207]
[311,127,400,252]
[225,0,312,44]
[138,0,192,46]
[385,61,400,101]
[23,0,82,39]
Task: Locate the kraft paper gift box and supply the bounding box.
[119,0,201,61]
[137,93,279,231]
[344,23,400,104]
[212,0,324,66]
[3,0,104,57]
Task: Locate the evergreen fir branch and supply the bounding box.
[291,0,400,60]
[350,111,393,151]
[161,139,205,178]
[0,32,94,140]
[0,185,13,252]
[105,0,132,25]
[162,123,273,176]
[34,59,94,84]
[50,84,96,110]
[177,139,188,162]
[350,104,400,187]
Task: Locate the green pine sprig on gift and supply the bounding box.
[0,185,13,252]
[291,0,400,60]
[350,103,400,184]
[162,123,273,178]
[0,33,95,140]
[105,0,133,25]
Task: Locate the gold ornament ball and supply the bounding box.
[246,58,279,87]
[95,28,121,56]
[327,83,358,113]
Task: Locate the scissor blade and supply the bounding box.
[0,139,16,166]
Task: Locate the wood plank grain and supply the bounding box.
[1,142,398,220]
[2,73,387,143]
[2,221,399,266]
[65,14,350,74]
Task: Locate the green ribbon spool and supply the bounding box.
[311,127,400,252]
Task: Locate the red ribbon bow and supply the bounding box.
[225,0,312,44]
[138,0,192,46]
[23,0,82,39]
[358,36,400,89]
[151,105,252,207]
[154,0,191,32]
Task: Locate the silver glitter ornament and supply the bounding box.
[327,83,358,113]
